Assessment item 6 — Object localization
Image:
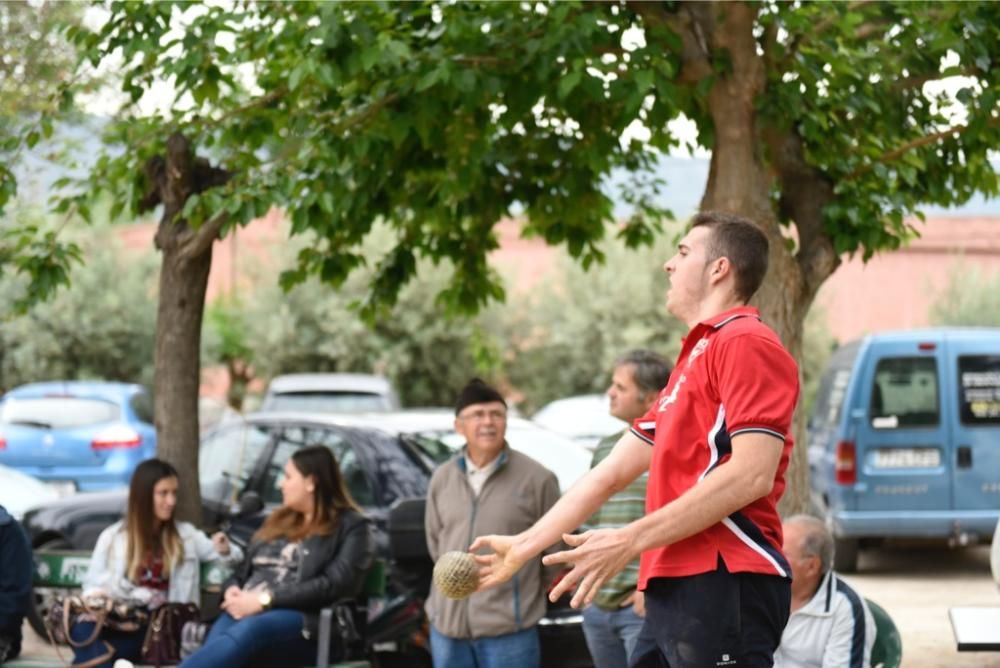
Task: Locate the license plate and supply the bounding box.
[873,448,940,468]
[47,481,77,496]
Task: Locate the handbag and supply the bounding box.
[44,594,150,668]
[141,602,201,666]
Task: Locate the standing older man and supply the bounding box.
[582,350,671,668]
[424,378,560,668]
[774,515,875,668]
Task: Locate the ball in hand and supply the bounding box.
[433,551,480,599]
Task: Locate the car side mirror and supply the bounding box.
[236,491,264,517]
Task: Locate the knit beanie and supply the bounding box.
[454,378,507,415]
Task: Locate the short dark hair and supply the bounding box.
[691,211,769,303]
[614,350,672,395]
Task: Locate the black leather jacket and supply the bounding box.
[227,510,374,637]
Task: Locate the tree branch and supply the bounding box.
[180,211,229,262]
[185,86,288,132]
[846,117,1000,180]
[314,92,400,134]
[782,0,877,63]
[626,1,712,84]
[761,125,839,302]
[179,157,233,261]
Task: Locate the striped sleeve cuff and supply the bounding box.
[729,426,786,441]
[630,425,655,446]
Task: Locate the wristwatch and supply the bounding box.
[258,590,272,610]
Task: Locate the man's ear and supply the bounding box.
[708,257,731,285]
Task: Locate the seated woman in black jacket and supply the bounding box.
[180,445,374,668]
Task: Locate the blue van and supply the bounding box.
[809,328,1000,571]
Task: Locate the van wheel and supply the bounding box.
[28,536,74,643]
[834,537,859,573]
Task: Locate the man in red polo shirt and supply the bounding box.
[471,211,800,667]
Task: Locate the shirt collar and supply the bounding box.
[457,444,509,472]
[795,570,837,618]
[699,305,761,330]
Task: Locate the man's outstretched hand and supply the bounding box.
[543,527,638,609]
[469,534,528,591]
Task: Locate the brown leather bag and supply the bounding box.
[141,602,201,666]
[44,595,149,668]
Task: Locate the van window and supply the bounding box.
[958,355,1000,425]
[870,357,939,428]
[810,341,861,430]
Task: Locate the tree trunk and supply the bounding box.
[695,2,816,515]
[153,241,213,524]
[142,132,230,525]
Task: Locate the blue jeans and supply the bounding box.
[179,610,316,668]
[70,622,146,668]
[582,604,645,668]
[430,625,539,668]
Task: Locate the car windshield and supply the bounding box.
[401,433,455,470]
[265,392,389,413]
[0,397,121,429]
[199,422,272,502]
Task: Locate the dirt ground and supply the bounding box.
[19,543,1000,666]
[850,542,999,667]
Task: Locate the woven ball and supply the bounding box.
[433,551,480,599]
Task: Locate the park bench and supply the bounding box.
[9,549,384,668]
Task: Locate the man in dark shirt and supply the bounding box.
[0,504,33,663]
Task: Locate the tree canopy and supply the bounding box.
[3,0,997,515]
[42,1,998,306]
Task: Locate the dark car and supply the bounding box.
[22,412,592,667]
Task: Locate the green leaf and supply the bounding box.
[558,70,582,100]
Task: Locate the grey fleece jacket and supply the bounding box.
[425,446,561,639]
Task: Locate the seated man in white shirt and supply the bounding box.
[774,515,876,668]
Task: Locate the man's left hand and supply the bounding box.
[543,527,638,609]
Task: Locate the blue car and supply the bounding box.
[0,381,156,492]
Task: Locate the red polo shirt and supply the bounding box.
[631,306,799,586]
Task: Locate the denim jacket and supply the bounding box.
[82,520,243,605]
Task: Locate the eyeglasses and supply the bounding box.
[458,409,507,422]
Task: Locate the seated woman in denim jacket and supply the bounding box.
[180,445,374,668]
[74,459,242,668]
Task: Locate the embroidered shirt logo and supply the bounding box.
[658,374,686,411]
[686,337,709,368]
[716,653,737,666]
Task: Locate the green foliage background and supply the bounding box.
[2,214,837,414]
[929,262,1000,327]
[0,211,157,392]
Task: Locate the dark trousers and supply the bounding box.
[69,621,146,668]
[630,561,790,668]
[0,632,22,663]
